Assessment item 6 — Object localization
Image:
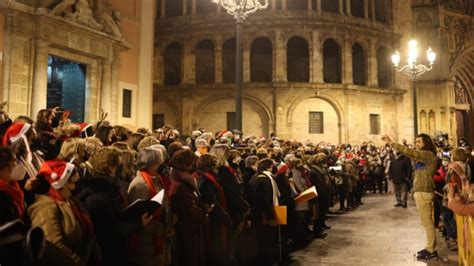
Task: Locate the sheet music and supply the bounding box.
[151,189,165,205]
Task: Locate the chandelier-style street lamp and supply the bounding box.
[391,39,436,137]
[212,0,269,131]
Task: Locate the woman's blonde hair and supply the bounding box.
[210,144,230,167]
[88,146,121,176]
[58,138,86,163]
[83,137,103,158]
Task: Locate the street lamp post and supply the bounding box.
[391,39,436,137]
[212,0,269,131]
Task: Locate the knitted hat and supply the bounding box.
[39,160,76,190]
[2,123,31,146]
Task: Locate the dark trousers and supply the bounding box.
[433,196,443,227]
[255,224,276,266]
[337,185,346,209]
[394,183,408,204]
[442,207,457,239]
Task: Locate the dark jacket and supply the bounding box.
[77,173,141,266]
[217,166,250,227]
[170,169,209,266]
[388,154,412,184]
[308,165,331,211]
[248,174,275,225]
[0,190,20,226]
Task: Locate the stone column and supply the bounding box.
[274,31,287,82]
[100,57,113,118]
[243,41,251,82]
[370,0,375,20]
[338,0,344,14]
[110,50,121,125]
[192,0,196,14]
[183,40,195,84]
[282,0,287,11]
[30,40,49,118]
[307,0,312,12]
[137,0,155,128]
[311,31,323,83]
[346,0,351,15]
[182,0,187,15]
[316,0,321,13]
[215,38,223,83]
[161,0,165,17]
[272,0,276,10]
[364,0,369,19]
[343,38,353,84]
[368,40,377,87]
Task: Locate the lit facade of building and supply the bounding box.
[153,0,474,145]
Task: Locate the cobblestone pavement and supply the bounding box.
[290,193,459,266]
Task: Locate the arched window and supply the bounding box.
[323,39,341,83]
[287,0,307,10]
[222,38,236,84]
[196,40,215,84]
[375,0,391,23]
[351,0,364,18]
[251,37,273,82]
[321,0,339,13]
[377,46,392,88]
[164,42,182,85]
[165,0,181,17]
[352,43,366,85]
[287,37,309,82]
[197,0,215,14]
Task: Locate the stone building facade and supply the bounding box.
[0,0,156,128]
[154,0,474,145]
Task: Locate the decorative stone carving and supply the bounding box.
[50,0,122,37]
[443,0,474,15]
[455,80,469,104]
[444,15,473,69]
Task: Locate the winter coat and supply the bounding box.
[77,173,141,266]
[28,195,93,266]
[217,166,250,227]
[292,168,309,211]
[127,171,173,266]
[308,165,331,211]
[248,173,275,225]
[0,189,21,226]
[169,169,209,266]
[388,154,412,184]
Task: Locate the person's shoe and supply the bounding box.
[417,248,428,255]
[402,204,407,208]
[394,203,403,207]
[313,232,327,239]
[322,225,331,230]
[416,250,438,260]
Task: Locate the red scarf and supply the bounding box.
[204,172,227,210]
[0,179,25,219]
[203,172,228,248]
[138,170,169,254]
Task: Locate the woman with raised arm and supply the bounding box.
[382,134,438,260]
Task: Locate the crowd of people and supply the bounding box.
[0,106,473,265]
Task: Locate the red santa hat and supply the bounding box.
[39,160,76,190]
[2,123,31,146]
[78,123,93,138]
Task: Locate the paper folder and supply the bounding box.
[263,205,287,225]
[294,186,318,204]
